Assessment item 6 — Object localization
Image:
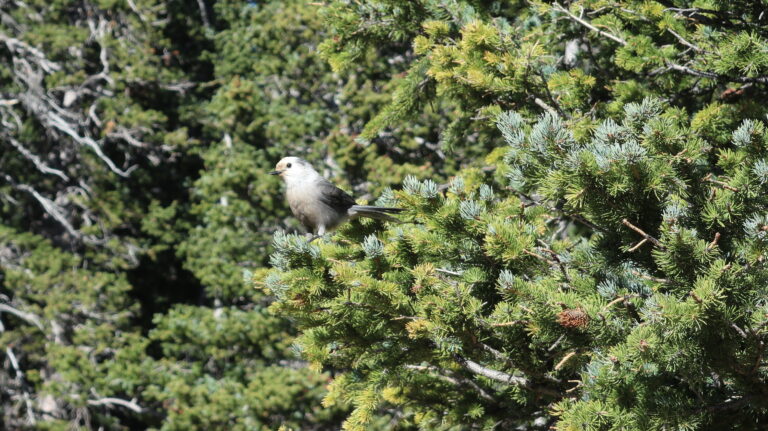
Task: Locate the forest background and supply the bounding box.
[2,0,768,430]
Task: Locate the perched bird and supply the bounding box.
[270,157,403,239]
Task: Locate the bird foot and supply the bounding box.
[306,233,323,243]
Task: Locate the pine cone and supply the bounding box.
[557,308,589,329]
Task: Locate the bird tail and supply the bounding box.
[349,205,404,223]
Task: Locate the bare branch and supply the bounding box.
[701,173,739,192]
[3,177,81,239]
[667,29,703,53]
[628,238,648,252]
[5,347,37,424]
[622,219,666,250]
[405,364,497,402]
[0,318,37,425]
[0,303,44,331]
[125,0,149,23]
[7,137,69,181]
[630,269,671,284]
[196,0,211,28]
[455,355,527,385]
[554,351,577,370]
[0,32,61,73]
[548,334,565,352]
[533,97,558,115]
[87,397,144,414]
[435,268,463,276]
[47,113,134,177]
[536,239,572,283]
[707,232,721,251]
[730,322,748,339]
[453,354,565,397]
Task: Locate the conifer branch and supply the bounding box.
[630,270,670,284]
[554,351,576,370]
[729,322,748,339]
[537,240,571,283]
[627,238,648,252]
[548,334,565,352]
[555,4,768,84]
[533,97,558,115]
[405,365,497,402]
[491,320,527,327]
[622,219,666,251]
[553,3,627,46]
[666,29,703,53]
[702,174,739,192]
[707,232,721,251]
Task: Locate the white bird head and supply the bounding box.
[269,157,318,184]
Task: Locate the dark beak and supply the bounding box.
[268,170,281,175]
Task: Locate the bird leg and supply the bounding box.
[307,225,326,243]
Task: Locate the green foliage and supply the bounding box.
[261,0,768,429]
[266,98,768,429]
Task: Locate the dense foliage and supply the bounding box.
[2,0,768,430]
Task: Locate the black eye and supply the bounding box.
[286,163,292,168]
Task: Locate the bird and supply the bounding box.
[270,156,404,240]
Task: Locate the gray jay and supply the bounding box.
[269,157,403,238]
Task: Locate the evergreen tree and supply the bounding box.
[264,0,768,429]
[1,0,209,428]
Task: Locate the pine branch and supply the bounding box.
[555,3,768,84]
[666,29,704,53]
[536,240,572,283]
[553,3,627,45]
[622,219,666,251]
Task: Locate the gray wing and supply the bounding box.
[316,179,356,211]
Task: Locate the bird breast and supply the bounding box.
[286,179,346,231]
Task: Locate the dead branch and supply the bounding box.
[0,32,61,73]
[405,364,497,402]
[0,303,44,331]
[87,397,144,414]
[7,137,69,181]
